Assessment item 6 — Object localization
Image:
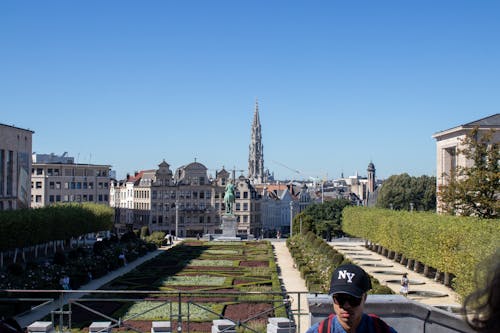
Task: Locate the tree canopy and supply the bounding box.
[376,173,436,211]
[438,128,499,218]
[293,198,351,239]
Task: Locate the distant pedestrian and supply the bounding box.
[169,235,173,245]
[400,273,409,297]
[119,252,127,265]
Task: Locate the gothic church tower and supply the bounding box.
[248,100,265,183]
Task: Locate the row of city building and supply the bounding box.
[1,112,498,235]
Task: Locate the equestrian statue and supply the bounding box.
[223,180,236,215]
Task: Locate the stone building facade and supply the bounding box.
[432,113,500,212]
[0,123,34,210]
[111,161,263,237]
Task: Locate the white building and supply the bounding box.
[31,153,111,208]
[432,113,500,212]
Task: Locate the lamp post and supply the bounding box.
[175,200,179,240]
[289,201,294,237]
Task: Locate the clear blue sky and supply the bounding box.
[1,1,498,181]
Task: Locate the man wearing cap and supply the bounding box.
[306,264,397,333]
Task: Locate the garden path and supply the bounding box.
[271,239,310,333]
[328,238,461,309]
[15,242,179,328]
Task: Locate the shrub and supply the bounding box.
[53,251,66,266]
[7,263,24,276]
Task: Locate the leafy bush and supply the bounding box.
[53,251,66,266]
[342,206,500,299]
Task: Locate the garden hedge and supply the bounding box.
[0,203,113,251]
[342,206,500,298]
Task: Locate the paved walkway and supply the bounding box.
[15,242,180,328]
[328,239,461,309]
[271,239,310,333]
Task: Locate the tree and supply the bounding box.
[438,128,499,218]
[294,199,351,239]
[376,174,436,211]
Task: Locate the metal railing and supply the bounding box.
[1,289,310,333]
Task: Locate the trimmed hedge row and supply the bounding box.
[342,206,500,299]
[287,232,393,294]
[0,203,113,251]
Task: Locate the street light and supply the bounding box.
[289,201,294,237]
[175,200,179,240]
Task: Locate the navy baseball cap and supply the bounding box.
[329,264,372,298]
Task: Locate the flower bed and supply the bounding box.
[69,240,285,332]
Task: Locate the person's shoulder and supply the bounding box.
[305,321,320,333]
[365,314,398,333]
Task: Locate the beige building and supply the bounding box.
[432,113,500,211]
[0,123,34,210]
[31,153,111,208]
[111,161,264,238]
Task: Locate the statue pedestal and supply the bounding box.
[217,215,240,241]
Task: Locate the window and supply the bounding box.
[88,182,94,189]
[47,168,53,176]
[49,182,55,189]
[35,195,42,203]
[56,182,61,189]
[236,203,240,211]
[36,168,43,175]
[89,195,93,201]
[243,191,248,199]
[56,195,61,202]
[243,203,248,211]
[36,182,42,189]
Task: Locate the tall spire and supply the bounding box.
[248,99,264,183]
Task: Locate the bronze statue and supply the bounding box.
[223,180,235,215]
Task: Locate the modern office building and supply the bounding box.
[31,153,111,208]
[0,123,34,210]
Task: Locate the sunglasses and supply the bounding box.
[333,294,363,307]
